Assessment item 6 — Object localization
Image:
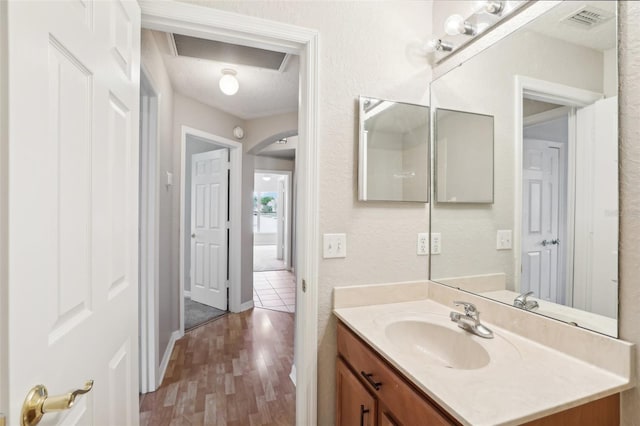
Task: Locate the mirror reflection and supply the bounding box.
[358,96,429,202]
[435,108,494,203]
[430,1,618,336]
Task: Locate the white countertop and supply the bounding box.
[334,298,632,426]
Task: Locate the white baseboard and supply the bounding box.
[289,364,296,386]
[239,300,254,312]
[184,290,191,298]
[158,330,181,386]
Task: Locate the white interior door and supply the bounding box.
[6,1,140,425]
[190,149,228,310]
[573,97,618,317]
[522,139,563,303]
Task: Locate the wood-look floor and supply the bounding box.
[140,308,295,426]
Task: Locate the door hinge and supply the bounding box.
[302,279,307,292]
[226,280,230,288]
[226,221,231,229]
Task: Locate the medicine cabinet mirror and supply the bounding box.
[358,96,430,202]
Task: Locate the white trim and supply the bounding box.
[239,300,255,312]
[140,4,320,424]
[139,66,161,394]
[158,330,182,387]
[514,75,602,294]
[180,126,242,334]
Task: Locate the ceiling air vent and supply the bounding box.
[171,34,289,72]
[562,6,614,29]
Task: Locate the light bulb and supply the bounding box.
[445,14,464,35]
[444,14,476,36]
[219,69,239,96]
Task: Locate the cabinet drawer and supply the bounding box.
[337,322,456,426]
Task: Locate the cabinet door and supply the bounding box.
[379,406,399,426]
[336,358,376,426]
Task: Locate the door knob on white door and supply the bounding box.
[541,239,560,247]
[21,380,94,426]
[191,233,196,238]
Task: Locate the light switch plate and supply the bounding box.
[431,233,442,255]
[323,233,347,258]
[496,230,512,250]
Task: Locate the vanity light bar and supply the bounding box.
[431,1,528,63]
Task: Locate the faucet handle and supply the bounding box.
[453,301,478,316]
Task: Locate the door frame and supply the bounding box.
[139,65,161,393]
[180,126,242,328]
[513,76,602,298]
[254,169,293,271]
[140,5,320,421]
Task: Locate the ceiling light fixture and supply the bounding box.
[219,69,239,96]
[445,14,477,36]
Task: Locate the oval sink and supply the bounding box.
[385,320,490,370]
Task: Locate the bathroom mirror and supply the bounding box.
[430,0,618,337]
[358,96,430,202]
[435,108,494,203]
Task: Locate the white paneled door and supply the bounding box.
[521,139,564,303]
[190,149,229,311]
[7,1,140,425]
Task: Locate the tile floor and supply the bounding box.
[253,270,296,313]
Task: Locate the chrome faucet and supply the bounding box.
[450,301,494,339]
[513,291,539,311]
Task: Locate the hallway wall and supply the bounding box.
[141,29,176,365]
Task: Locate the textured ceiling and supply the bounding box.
[154,31,299,120]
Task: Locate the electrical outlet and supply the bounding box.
[496,230,512,250]
[417,233,429,255]
[431,233,442,255]
[323,233,347,258]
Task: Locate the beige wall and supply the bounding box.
[177,1,434,423]
[245,111,298,153]
[141,29,176,364]
[618,2,640,423]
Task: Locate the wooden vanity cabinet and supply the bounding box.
[337,321,458,426]
[336,320,620,426]
[336,357,377,426]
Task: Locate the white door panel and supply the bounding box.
[522,139,563,303]
[191,149,228,310]
[573,98,618,318]
[7,1,140,424]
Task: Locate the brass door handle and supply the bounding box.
[21,380,93,426]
